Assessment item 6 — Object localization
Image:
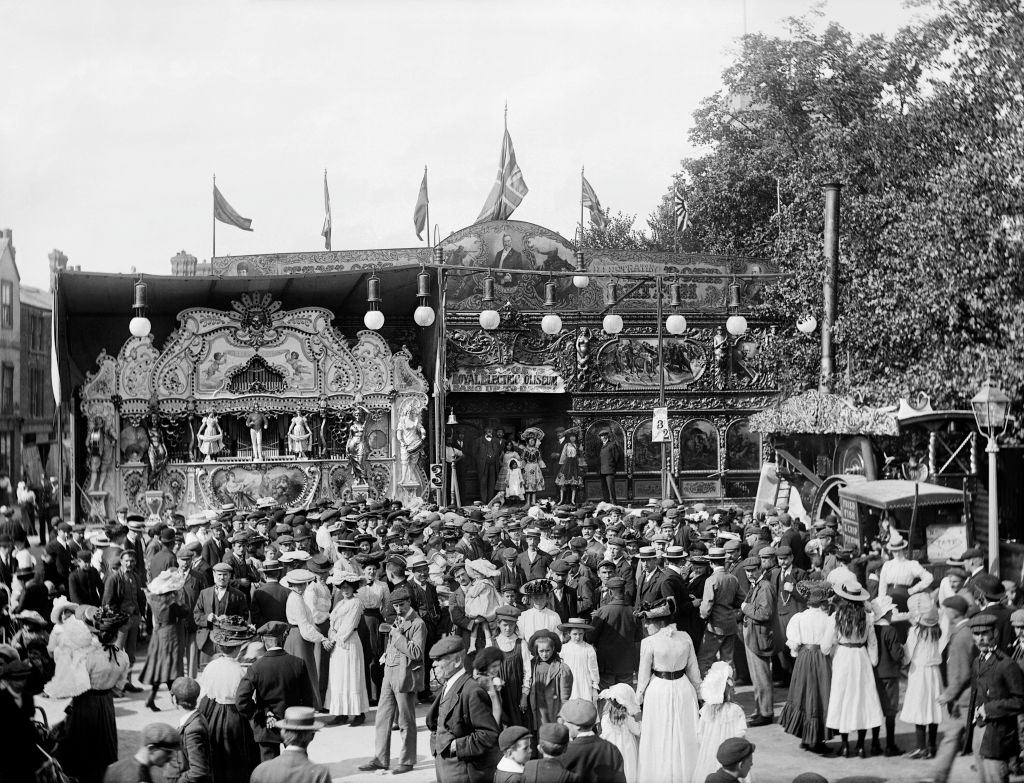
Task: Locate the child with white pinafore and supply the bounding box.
[558,618,599,702]
[898,606,948,759]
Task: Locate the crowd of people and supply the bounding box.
[1,494,1022,783]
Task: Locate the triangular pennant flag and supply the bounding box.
[414,168,429,240]
[322,171,332,251]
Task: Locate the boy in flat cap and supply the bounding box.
[968,613,1024,781]
[704,736,755,783]
[494,725,532,783]
[425,635,501,782]
[559,698,625,783]
[523,723,579,783]
[102,723,180,783]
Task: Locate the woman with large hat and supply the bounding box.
[324,571,368,726]
[140,569,188,710]
[56,605,131,783]
[554,427,584,506]
[198,616,260,783]
[519,427,546,507]
[778,579,834,753]
[822,579,884,758]
[635,597,701,783]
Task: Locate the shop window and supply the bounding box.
[679,419,719,473]
[1,282,12,328]
[1,364,12,414]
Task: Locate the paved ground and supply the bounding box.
[36,660,959,783]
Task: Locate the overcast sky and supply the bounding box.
[1,0,921,290]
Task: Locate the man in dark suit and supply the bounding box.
[589,578,638,689]
[777,513,808,570]
[597,430,622,504]
[251,559,290,629]
[201,524,226,571]
[0,533,14,590]
[548,561,578,623]
[103,549,145,692]
[45,523,75,593]
[124,516,149,583]
[475,429,503,503]
[425,636,501,782]
[495,547,526,594]
[358,587,427,775]
[236,622,317,762]
[494,233,526,271]
[249,707,331,783]
[772,545,806,683]
[168,677,212,783]
[739,559,777,727]
[147,527,178,580]
[69,549,103,606]
[632,548,665,616]
[516,529,552,582]
[967,613,1024,780]
[194,563,249,657]
[604,538,636,606]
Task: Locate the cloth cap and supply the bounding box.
[212,563,233,573]
[962,547,984,560]
[775,545,793,557]
[970,614,998,631]
[606,577,626,590]
[256,621,290,637]
[142,723,181,749]
[1012,609,1024,627]
[716,736,755,765]
[498,725,532,753]
[390,587,413,604]
[741,556,760,570]
[429,636,466,659]
[538,722,569,745]
[943,596,969,615]
[558,698,598,727]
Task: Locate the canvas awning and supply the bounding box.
[837,480,964,511]
[53,267,427,400]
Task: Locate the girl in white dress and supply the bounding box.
[505,457,525,503]
[635,598,701,783]
[692,661,748,783]
[898,607,947,759]
[558,618,599,702]
[822,579,883,758]
[599,683,641,783]
[326,572,369,725]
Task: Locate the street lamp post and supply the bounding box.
[971,377,1011,574]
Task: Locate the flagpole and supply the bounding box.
[212,173,216,259]
[500,103,509,220]
[424,166,430,248]
[580,166,585,243]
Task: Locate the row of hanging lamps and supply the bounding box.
[602,280,624,335]
[413,266,436,327]
[540,280,563,335]
[665,281,687,335]
[363,271,385,330]
[479,273,500,330]
[725,277,747,336]
[129,276,152,337]
[572,248,589,289]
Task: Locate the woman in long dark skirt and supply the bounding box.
[198,620,259,783]
[355,557,389,704]
[140,570,187,710]
[778,580,834,753]
[56,606,130,783]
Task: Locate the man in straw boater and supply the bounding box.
[249,707,331,783]
[425,635,501,783]
[358,585,427,775]
[236,621,317,762]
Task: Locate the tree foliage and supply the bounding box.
[647,1,1024,418]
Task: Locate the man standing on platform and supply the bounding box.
[476,428,503,504]
[597,430,622,504]
[426,636,501,783]
[358,586,427,775]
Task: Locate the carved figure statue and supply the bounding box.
[345,407,370,483]
[288,410,312,460]
[713,326,728,387]
[85,417,113,492]
[575,327,592,377]
[147,425,168,488]
[396,402,427,485]
[245,411,268,461]
[196,412,224,462]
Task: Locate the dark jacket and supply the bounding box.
[740,575,777,656]
[102,570,144,616]
[147,545,177,581]
[516,550,553,582]
[69,565,103,606]
[251,582,290,629]
[194,586,249,654]
[974,648,1024,760]
[175,711,213,783]
[633,567,666,612]
[549,586,578,624]
[236,649,316,745]
[561,734,625,783]
[249,747,331,783]
[521,759,579,783]
[874,624,905,679]
[589,599,638,676]
[779,527,809,570]
[598,442,622,475]
[426,672,501,783]
[0,689,42,783]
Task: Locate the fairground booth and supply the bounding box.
[54,219,786,520]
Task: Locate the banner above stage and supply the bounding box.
[449,362,565,394]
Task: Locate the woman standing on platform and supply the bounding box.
[554,428,583,506]
[198,620,260,783]
[822,580,884,758]
[519,430,546,507]
[325,571,368,726]
[635,598,701,783]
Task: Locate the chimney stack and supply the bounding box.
[48,249,68,291]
